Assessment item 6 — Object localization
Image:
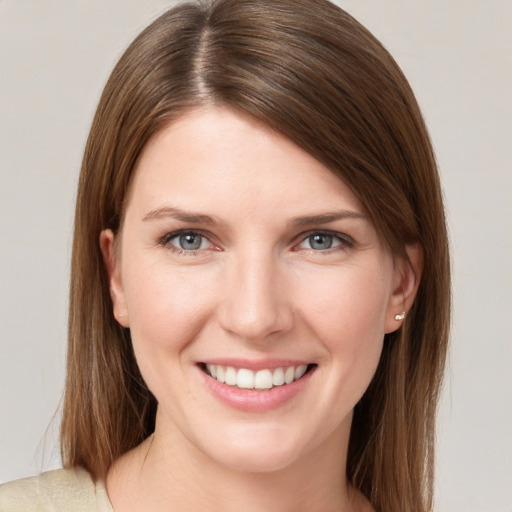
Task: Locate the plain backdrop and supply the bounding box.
[1,1,511,510]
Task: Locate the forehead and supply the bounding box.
[126,107,364,222]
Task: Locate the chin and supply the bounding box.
[211,443,303,474]
[193,420,321,474]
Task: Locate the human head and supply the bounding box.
[62,1,450,510]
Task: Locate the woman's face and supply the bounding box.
[102,107,413,473]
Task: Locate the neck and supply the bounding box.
[107,411,367,512]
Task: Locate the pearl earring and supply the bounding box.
[394,311,405,321]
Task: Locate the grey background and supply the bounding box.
[1,1,511,510]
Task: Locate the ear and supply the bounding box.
[99,229,130,327]
[384,243,422,334]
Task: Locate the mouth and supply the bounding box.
[199,363,317,391]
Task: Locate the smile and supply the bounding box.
[203,363,312,390]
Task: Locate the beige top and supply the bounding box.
[0,467,113,512]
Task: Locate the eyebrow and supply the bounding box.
[142,207,366,227]
[290,210,366,226]
[142,207,218,225]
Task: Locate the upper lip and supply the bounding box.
[199,358,313,371]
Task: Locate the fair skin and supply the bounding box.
[100,107,421,512]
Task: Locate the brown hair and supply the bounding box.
[61,1,450,510]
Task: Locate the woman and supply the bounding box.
[0,0,450,511]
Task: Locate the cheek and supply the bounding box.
[296,263,392,344]
[122,259,215,357]
[121,260,221,410]
[294,264,391,400]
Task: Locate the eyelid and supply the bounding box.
[293,230,355,251]
[158,229,218,253]
[158,228,354,255]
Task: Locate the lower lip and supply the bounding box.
[200,367,314,412]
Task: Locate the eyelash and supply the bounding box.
[295,230,355,252]
[158,229,355,256]
[158,230,214,256]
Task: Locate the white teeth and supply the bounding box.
[206,363,217,378]
[272,367,285,386]
[295,365,307,380]
[254,369,273,390]
[237,368,254,389]
[225,366,237,386]
[205,364,310,390]
[284,366,295,384]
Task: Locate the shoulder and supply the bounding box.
[0,467,113,512]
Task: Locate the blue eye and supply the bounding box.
[298,232,347,251]
[165,232,212,252]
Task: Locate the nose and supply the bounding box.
[218,252,294,343]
